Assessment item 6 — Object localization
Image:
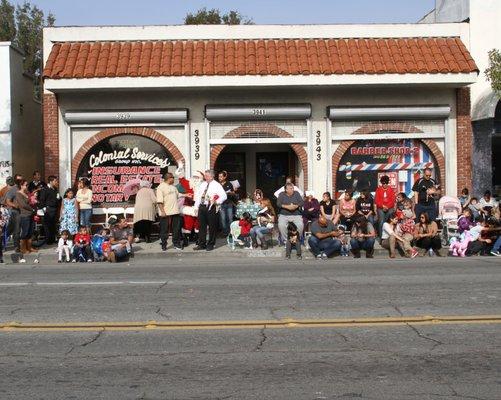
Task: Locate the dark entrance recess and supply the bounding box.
[256,152,293,200]
[214,152,246,198]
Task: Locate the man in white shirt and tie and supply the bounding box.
[193,169,227,251]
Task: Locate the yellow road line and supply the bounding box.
[1,315,501,332]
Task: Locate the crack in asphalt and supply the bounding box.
[155,306,171,320]
[9,307,21,316]
[323,276,344,285]
[406,323,443,350]
[155,281,168,294]
[65,329,105,355]
[392,304,404,317]
[447,384,491,400]
[254,326,267,351]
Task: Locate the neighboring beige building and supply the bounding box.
[0,42,43,185]
[42,23,478,210]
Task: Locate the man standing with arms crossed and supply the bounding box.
[193,170,227,251]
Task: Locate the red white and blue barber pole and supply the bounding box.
[338,139,436,197]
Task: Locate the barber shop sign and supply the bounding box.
[76,134,173,206]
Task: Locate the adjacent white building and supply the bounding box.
[0,42,43,185]
[420,0,501,194]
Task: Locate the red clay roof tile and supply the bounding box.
[43,37,478,79]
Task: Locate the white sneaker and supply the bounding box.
[19,258,26,263]
[490,250,501,257]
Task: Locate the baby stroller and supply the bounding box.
[227,220,241,250]
[438,196,462,246]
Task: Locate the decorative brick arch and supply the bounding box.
[71,127,185,182]
[331,122,445,192]
[210,123,308,188]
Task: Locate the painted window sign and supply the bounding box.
[76,134,174,206]
[336,139,438,196]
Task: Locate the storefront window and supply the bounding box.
[336,138,439,197]
[76,134,174,207]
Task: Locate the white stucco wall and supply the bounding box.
[54,86,458,196]
[469,0,501,120]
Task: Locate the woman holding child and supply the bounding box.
[250,198,276,250]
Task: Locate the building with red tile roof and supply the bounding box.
[42,22,480,210]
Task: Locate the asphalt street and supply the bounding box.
[1,257,500,399]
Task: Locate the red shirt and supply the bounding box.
[374,186,396,209]
[239,220,252,235]
[74,233,91,246]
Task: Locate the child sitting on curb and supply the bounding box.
[57,230,73,263]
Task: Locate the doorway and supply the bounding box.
[213,144,302,200]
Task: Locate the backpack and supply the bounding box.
[91,235,105,256]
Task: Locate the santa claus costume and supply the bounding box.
[175,163,203,247]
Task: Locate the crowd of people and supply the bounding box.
[0,166,500,263]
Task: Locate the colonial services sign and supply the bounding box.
[336,139,438,196]
[76,134,173,206]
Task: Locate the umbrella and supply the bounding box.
[123,177,142,199]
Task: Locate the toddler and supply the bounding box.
[286,221,302,259]
[72,226,92,262]
[236,212,253,249]
[91,228,111,261]
[337,225,351,257]
[57,230,73,263]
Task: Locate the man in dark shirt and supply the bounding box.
[308,216,342,259]
[27,171,46,193]
[277,183,304,242]
[38,176,60,245]
[412,168,438,222]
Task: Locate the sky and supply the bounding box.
[12,0,436,26]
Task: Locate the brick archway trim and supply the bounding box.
[209,123,308,189]
[71,127,185,182]
[331,122,445,192]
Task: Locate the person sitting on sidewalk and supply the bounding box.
[236,212,253,249]
[381,213,417,259]
[458,208,475,234]
[414,212,442,257]
[72,226,92,262]
[308,216,342,259]
[467,217,498,256]
[302,191,320,230]
[477,190,498,218]
[355,189,376,226]
[250,198,276,250]
[375,175,396,237]
[350,216,376,258]
[336,190,356,231]
[109,217,134,262]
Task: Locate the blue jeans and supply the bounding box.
[219,203,233,236]
[250,226,271,243]
[80,209,92,228]
[19,215,34,240]
[377,208,394,237]
[493,236,501,252]
[350,238,375,252]
[308,236,341,257]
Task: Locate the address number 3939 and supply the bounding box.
[315,130,321,161]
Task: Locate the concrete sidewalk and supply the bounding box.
[1,238,450,264]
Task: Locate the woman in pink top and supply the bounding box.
[336,190,357,230]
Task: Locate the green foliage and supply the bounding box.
[0,0,55,98]
[184,8,253,25]
[485,49,501,96]
[0,0,16,41]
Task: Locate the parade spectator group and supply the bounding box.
[0,166,500,264]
